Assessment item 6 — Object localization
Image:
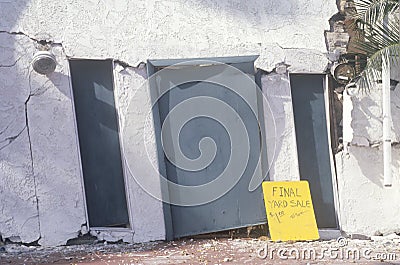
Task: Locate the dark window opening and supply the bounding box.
[69,59,130,228]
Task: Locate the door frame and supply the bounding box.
[67,59,134,232]
[147,55,264,240]
[288,73,341,234]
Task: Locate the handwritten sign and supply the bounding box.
[262,181,319,241]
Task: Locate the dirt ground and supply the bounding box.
[1,231,400,265]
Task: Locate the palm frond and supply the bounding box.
[350,0,399,25]
[355,44,400,92]
[348,0,400,91]
[353,21,399,56]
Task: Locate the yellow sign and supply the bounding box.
[262,181,319,241]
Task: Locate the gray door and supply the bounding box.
[70,60,130,228]
[290,74,337,228]
[150,58,266,238]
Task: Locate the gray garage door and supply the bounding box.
[149,57,266,238]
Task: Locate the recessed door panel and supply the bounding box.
[152,59,266,238]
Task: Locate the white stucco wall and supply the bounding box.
[113,63,165,243]
[0,0,338,245]
[337,80,400,236]
[261,71,300,182]
[1,0,337,71]
[27,46,87,246]
[0,32,43,244]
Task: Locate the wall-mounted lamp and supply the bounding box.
[32,51,57,75]
[331,62,355,85]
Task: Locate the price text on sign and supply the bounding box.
[262,181,319,241]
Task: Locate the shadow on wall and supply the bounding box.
[26,69,73,100]
[352,146,384,187]
[391,85,400,142]
[350,85,400,187]
[350,96,379,145]
[47,71,72,100]
[349,93,382,187]
[0,1,31,55]
[350,85,400,146]
[352,144,400,188]
[0,1,30,30]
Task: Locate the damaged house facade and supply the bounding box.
[0,0,399,246]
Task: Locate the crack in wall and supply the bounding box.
[1,29,74,244]
[0,30,67,58]
[113,59,146,71]
[0,57,22,68]
[0,122,12,136]
[0,126,27,151]
[274,42,321,53]
[24,70,42,243]
[0,30,58,46]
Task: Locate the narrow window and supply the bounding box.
[70,60,130,228]
[290,74,337,228]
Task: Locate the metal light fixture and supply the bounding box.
[32,51,57,75]
[331,62,355,84]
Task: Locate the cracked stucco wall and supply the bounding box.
[112,63,165,244]
[336,70,400,236]
[0,32,87,246]
[26,45,87,246]
[0,0,338,245]
[0,32,40,244]
[1,0,337,71]
[261,71,300,182]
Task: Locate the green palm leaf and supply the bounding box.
[348,0,400,91]
[351,0,398,25]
